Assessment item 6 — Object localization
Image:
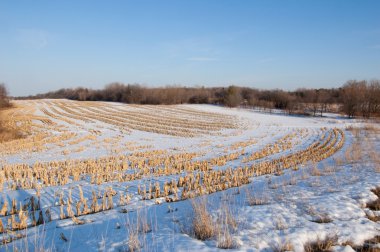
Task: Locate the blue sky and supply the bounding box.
[1,1,379,96]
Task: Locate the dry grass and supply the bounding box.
[0,109,23,143]
[189,198,239,248]
[191,198,214,240]
[346,236,380,252]
[346,126,361,137]
[370,187,380,197]
[374,163,380,173]
[246,188,269,206]
[127,230,140,252]
[365,212,380,222]
[217,228,235,249]
[0,127,22,142]
[271,240,294,252]
[368,147,380,173]
[366,187,380,211]
[216,204,238,249]
[322,164,339,175]
[247,195,269,206]
[362,124,378,132]
[137,211,152,234]
[304,235,338,252]
[0,103,31,143]
[367,201,380,211]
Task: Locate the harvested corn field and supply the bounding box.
[0,100,379,251]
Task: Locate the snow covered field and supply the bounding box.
[0,100,379,251]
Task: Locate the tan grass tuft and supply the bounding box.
[191,198,214,240]
[304,235,338,252]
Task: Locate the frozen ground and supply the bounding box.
[0,100,379,251]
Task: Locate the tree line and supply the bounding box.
[14,79,380,118]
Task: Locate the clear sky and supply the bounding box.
[1,0,379,96]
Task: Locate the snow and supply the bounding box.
[1,100,379,251]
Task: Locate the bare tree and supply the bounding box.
[367,80,380,117]
[340,80,380,118]
[318,89,331,117]
[341,80,362,118]
[303,89,320,116]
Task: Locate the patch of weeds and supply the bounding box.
[271,240,294,252]
[304,235,338,252]
[247,195,269,206]
[191,198,214,240]
[348,236,380,252]
[371,187,380,197]
[216,204,239,249]
[127,230,140,252]
[217,229,237,249]
[366,187,380,211]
